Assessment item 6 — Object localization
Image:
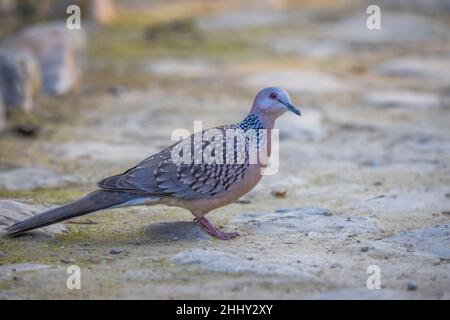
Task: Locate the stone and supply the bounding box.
[231,207,378,236]
[170,248,311,277]
[0,200,69,234]
[364,91,441,109]
[269,38,347,58]
[108,84,127,96]
[311,288,421,300]
[2,22,86,96]
[145,221,211,241]
[359,192,446,218]
[145,59,215,78]
[0,48,41,114]
[407,282,418,291]
[377,56,450,85]
[197,10,298,31]
[325,13,449,44]
[386,224,450,259]
[388,0,450,14]
[0,264,52,279]
[0,90,5,131]
[0,167,73,191]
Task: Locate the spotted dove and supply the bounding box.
[6,87,301,240]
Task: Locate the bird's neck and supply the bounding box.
[237,113,264,131]
[237,113,275,155]
[237,113,275,131]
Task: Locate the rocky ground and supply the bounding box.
[0,1,449,299]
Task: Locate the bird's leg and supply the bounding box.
[194,216,239,240]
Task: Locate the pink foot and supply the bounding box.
[195,217,240,240]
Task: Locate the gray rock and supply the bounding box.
[387,224,450,259]
[170,248,310,277]
[0,199,68,234]
[145,221,211,241]
[109,249,121,255]
[0,167,73,191]
[232,207,378,236]
[377,56,450,85]
[108,84,127,96]
[407,282,418,291]
[359,192,445,217]
[2,22,86,96]
[0,263,52,279]
[196,10,303,31]
[387,0,450,14]
[269,38,347,58]
[311,288,421,300]
[145,58,215,78]
[364,91,441,109]
[0,48,40,114]
[325,13,449,44]
[0,0,15,15]
[0,90,5,131]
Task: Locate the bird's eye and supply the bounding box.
[269,92,277,99]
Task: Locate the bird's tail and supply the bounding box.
[6,190,138,236]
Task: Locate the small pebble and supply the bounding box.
[407,282,417,291]
[330,263,342,269]
[361,246,369,252]
[110,249,121,255]
[108,84,127,96]
[235,199,251,204]
[60,258,75,264]
[14,122,40,137]
[271,189,287,198]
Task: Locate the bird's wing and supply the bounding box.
[98,126,250,199]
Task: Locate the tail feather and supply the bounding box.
[6,190,138,236]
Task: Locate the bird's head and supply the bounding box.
[251,87,301,120]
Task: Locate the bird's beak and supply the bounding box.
[278,99,301,116]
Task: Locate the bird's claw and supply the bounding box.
[194,216,239,240]
[214,230,240,240]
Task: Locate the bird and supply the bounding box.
[6,87,301,240]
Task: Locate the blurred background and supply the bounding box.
[0,0,449,299]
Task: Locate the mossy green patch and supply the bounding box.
[0,187,87,205]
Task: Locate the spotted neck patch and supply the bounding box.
[237,114,264,131]
[236,114,266,146]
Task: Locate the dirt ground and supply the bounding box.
[0,1,449,299]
